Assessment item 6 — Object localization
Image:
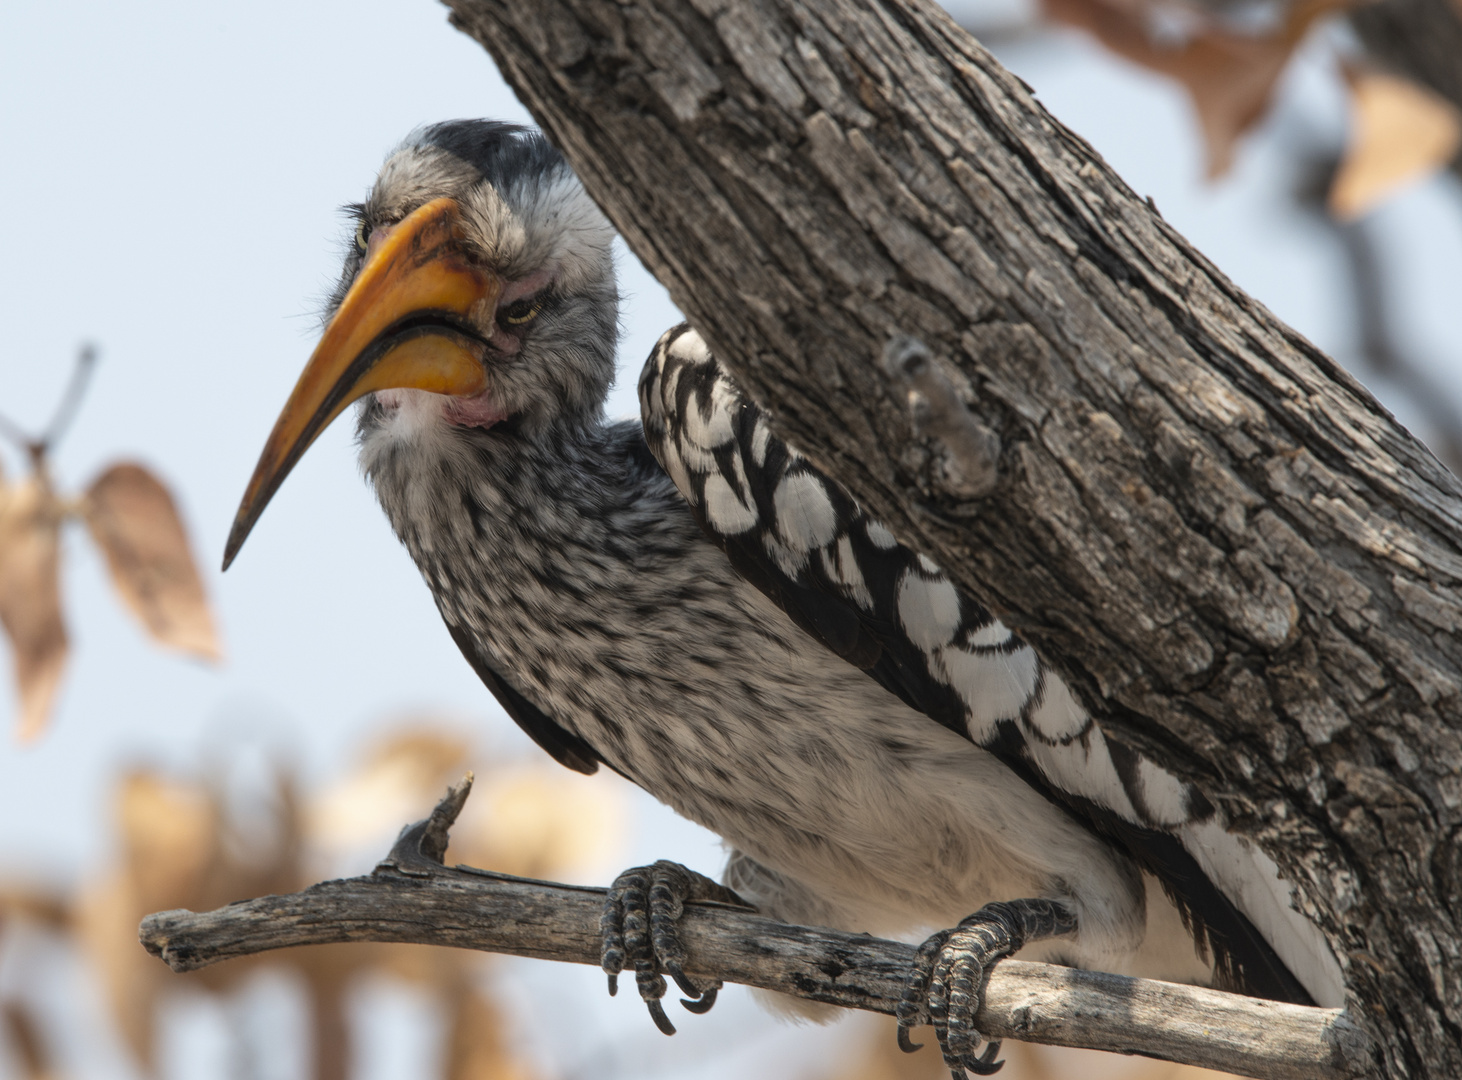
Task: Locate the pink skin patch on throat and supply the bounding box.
[443,391,510,429]
[374,387,509,430]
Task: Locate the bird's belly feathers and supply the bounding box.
[450,533,1157,964]
[371,436,1202,980]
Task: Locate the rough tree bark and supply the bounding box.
[439,2,1461,1076]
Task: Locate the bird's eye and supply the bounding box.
[354,219,370,254]
[500,298,543,326]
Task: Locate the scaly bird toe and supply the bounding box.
[896,898,1078,1078]
[600,860,744,1034]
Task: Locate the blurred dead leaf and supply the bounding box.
[308,730,473,851]
[1,1001,53,1080]
[1044,0,1352,176]
[446,990,536,1080]
[116,773,220,905]
[77,765,306,1073]
[452,763,627,880]
[0,885,71,933]
[56,726,621,1079]
[1330,67,1462,219]
[0,475,67,741]
[82,462,220,662]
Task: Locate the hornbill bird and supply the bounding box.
[225,120,1344,1075]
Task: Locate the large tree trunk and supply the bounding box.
[442,1,1462,1074]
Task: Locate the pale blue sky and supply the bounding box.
[1,2,1459,1078]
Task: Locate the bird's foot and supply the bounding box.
[600,860,746,1035]
[895,898,1077,1079]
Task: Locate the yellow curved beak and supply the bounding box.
[223,197,500,569]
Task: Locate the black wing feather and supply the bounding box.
[444,619,604,776]
[640,323,1326,1007]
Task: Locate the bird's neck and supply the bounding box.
[360,411,686,631]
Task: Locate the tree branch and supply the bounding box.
[438,2,1462,1076]
[140,780,1366,1080]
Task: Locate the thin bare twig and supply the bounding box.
[139,779,1368,1080]
[0,410,30,455]
[37,344,98,456]
[0,343,99,464]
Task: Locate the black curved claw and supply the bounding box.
[897,899,1075,1078]
[897,1024,924,1053]
[666,960,719,1013]
[646,997,677,1036]
[963,1041,1004,1076]
[665,961,703,1000]
[681,986,718,1014]
[600,860,744,1036]
[896,928,950,1043]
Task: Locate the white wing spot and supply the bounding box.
[682,391,734,448]
[1028,737,1139,823]
[774,471,838,551]
[660,444,692,502]
[917,554,941,575]
[1136,758,1192,827]
[821,535,873,610]
[897,570,961,650]
[938,645,1039,741]
[676,432,716,473]
[968,620,1013,647]
[660,359,684,408]
[1025,674,1090,742]
[703,472,758,533]
[751,417,772,466]
[669,330,710,364]
[1179,819,1346,1007]
[865,521,898,549]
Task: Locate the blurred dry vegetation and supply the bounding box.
[0,347,220,741]
[965,0,1462,466]
[0,724,629,1080]
[0,720,1253,1080]
[1035,0,1461,195]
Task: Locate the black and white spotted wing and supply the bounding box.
[639,325,1343,1008]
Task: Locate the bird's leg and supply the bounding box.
[600,860,748,1035]
[897,898,1077,1078]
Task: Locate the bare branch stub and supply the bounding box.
[138,786,1366,1080]
[883,335,1000,500]
[393,772,474,869]
[0,343,100,464]
[38,344,99,456]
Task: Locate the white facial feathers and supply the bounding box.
[368,144,615,290]
[458,169,615,288]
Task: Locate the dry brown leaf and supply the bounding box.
[1044,0,1353,176]
[451,763,628,880]
[2,1001,53,1080]
[0,475,68,741]
[116,772,219,904]
[1330,67,1462,219]
[82,462,221,661]
[308,729,472,849]
[445,990,537,1080]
